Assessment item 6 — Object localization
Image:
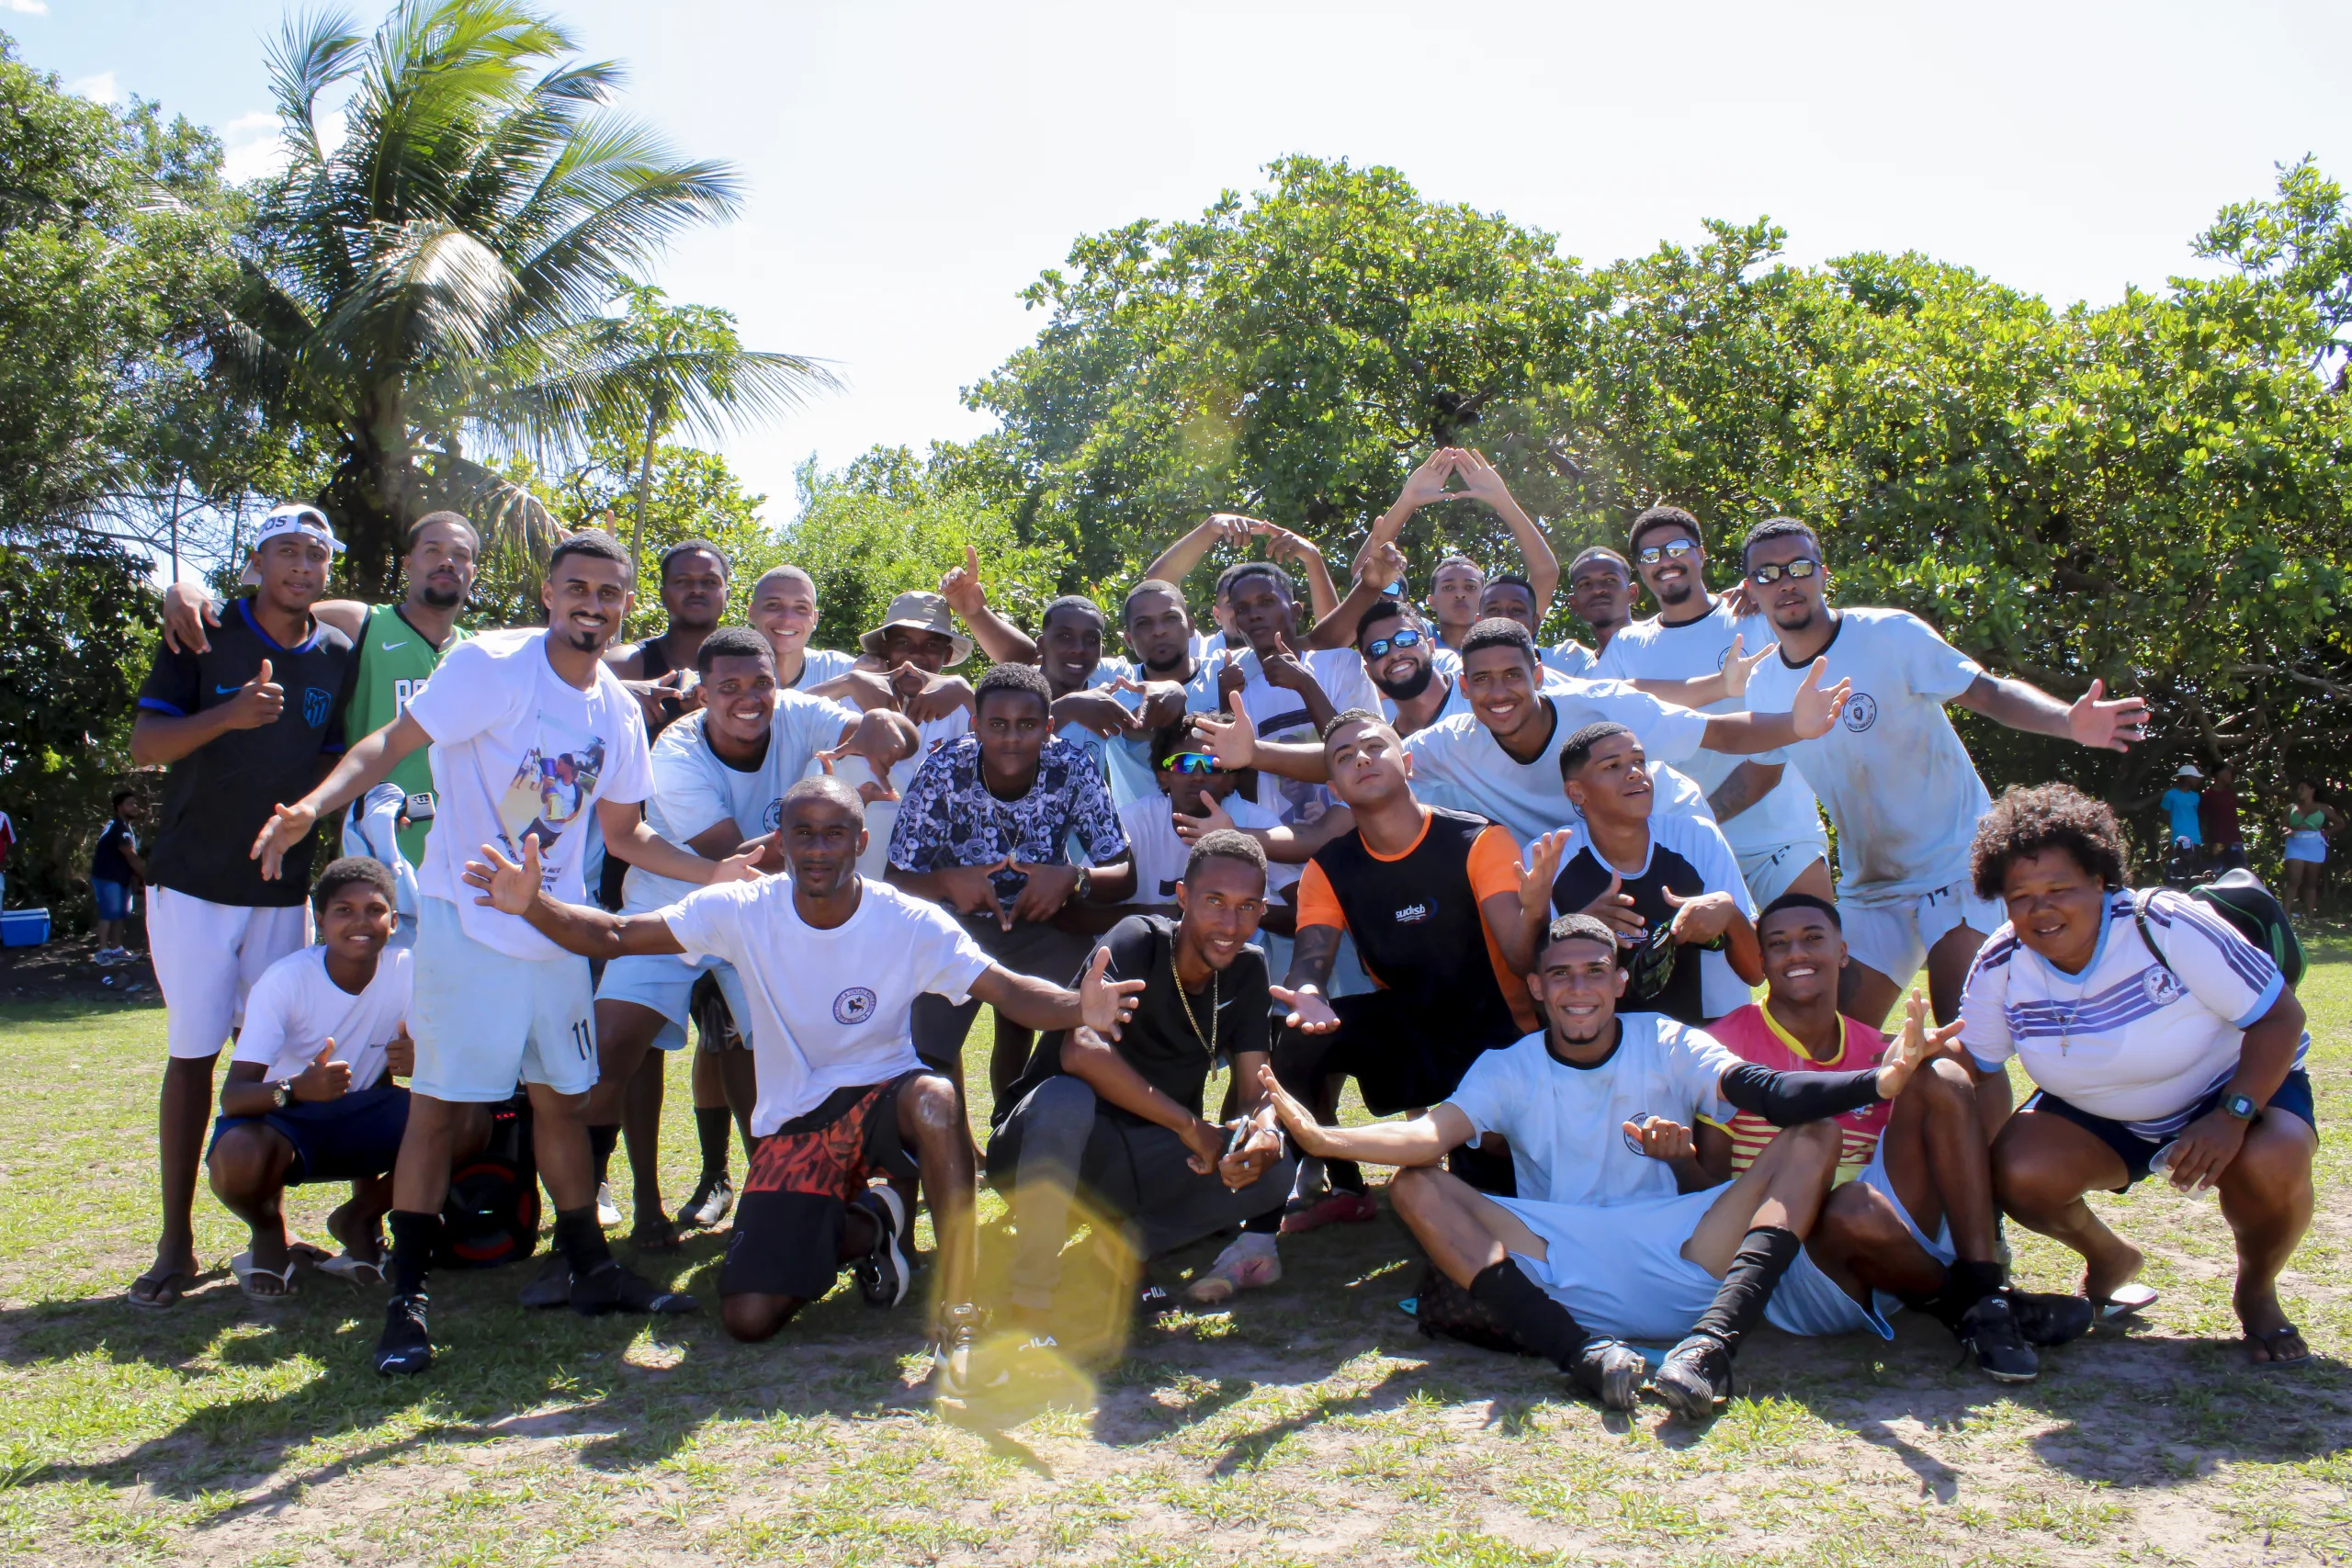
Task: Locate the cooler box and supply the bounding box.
[0,909,51,947]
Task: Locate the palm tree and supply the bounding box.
[209,0,835,594]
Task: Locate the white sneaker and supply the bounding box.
[594,1181,621,1228]
[1185,1232,1283,1304]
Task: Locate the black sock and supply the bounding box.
[1241,1208,1283,1235]
[694,1106,731,1182]
[387,1209,442,1300]
[1689,1225,1802,1356]
[554,1205,612,1277]
[1468,1259,1593,1369]
[1913,1258,2008,1332]
[587,1123,620,1188]
[1325,1157,1365,1195]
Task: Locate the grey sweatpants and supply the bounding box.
[986,1075,1297,1311]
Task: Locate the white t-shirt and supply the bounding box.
[819,703,973,878]
[232,944,413,1089]
[1544,642,1598,679]
[1962,889,2299,1136]
[623,695,862,913]
[1744,608,1986,900]
[1444,1016,1739,1205]
[783,647,860,692]
[411,629,653,959]
[1597,599,1826,857]
[1117,792,1300,906]
[1400,689,1713,845]
[1521,808,1758,1019]
[662,874,993,1134]
[1184,646,1381,826]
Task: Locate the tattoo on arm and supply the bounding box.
[1285,923,1341,992]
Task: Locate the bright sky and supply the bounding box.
[18,0,2352,523]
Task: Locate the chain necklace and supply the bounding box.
[1173,953,1218,1059]
[2051,942,2099,1055]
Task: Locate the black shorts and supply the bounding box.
[206,1085,410,1185]
[718,1071,926,1301]
[2024,1068,2317,1190]
[1275,992,1512,1118]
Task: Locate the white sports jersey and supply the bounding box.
[232,943,412,1090]
[782,647,860,692]
[1444,1016,1739,1205]
[1184,646,1380,827]
[1544,642,1598,679]
[623,696,861,913]
[1117,792,1299,906]
[1399,689,1713,845]
[1597,599,1826,857]
[1521,807,1758,1019]
[662,875,991,1134]
[1961,888,2300,1136]
[1743,607,1986,900]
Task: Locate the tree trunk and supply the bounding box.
[629,399,663,578]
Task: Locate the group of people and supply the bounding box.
[117,446,2320,1415]
[2158,761,2338,916]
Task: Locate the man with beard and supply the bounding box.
[163,511,480,873]
[1598,507,1835,911]
[1737,517,2148,1029]
[250,531,762,1374]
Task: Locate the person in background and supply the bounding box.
[90,790,148,965]
[2159,764,2205,873]
[1349,449,1561,664]
[1145,514,1343,655]
[2281,780,2338,920]
[1113,712,1298,925]
[744,563,863,692]
[1564,547,1636,660]
[2201,762,2245,873]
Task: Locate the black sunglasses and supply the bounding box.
[1635,538,1698,565]
[1364,627,1424,660]
[1747,558,1822,584]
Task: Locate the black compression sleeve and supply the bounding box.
[1718,1061,1883,1125]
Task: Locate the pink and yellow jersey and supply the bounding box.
[1709,1002,1890,1182]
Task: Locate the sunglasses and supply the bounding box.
[1364,627,1424,660]
[1159,752,1222,774]
[1747,558,1822,584]
[1635,538,1698,565]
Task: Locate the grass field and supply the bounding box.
[0,948,2346,1566]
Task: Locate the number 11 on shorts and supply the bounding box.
[571,1019,593,1061]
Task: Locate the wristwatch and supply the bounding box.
[271,1078,295,1110]
[2221,1092,2258,1122]
[1073,864,1093,900]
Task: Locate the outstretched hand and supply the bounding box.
[1878,989,1962,1099]
[2067,678,2149,752]
[1253,1061,1332,1156]
[1270,982,1339,1033]
[1521,829,1571,923]
[462,834,545,915]
[1719,634,1771,700]
[1193,705,1260,771]
[1579,870,1644,939]
[249,784,318,882]
[1663,886,1737,946]
[1788,658,1854,739]
[1077,945,1147,1038]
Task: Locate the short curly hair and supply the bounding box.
[1968,783,2132,900]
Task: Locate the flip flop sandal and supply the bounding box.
[287,1239,333,1267]
[628,1219,683,1253]
[2248,1324,2310,1369]
[127,1266,195,1310]
[315,1251,387,1286]
[2095,1282,2160,1322]
[229,1252,298,1302]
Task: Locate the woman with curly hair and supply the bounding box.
[1956,784,2316,1367]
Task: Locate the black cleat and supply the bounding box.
[849,1186,910,1308]
[1652,1334,1734,1421]
[2007,1289,2095,1348]
[570,1258,696,1316]
[375,1292,433,1376]
[1566,1337,1646,1412]
[518,1253,572,1309]
[1956,1293,2040,1382]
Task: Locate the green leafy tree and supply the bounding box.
[209,0,831,595]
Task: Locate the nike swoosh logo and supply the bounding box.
[380,641,408,651]
[214,684,243,695]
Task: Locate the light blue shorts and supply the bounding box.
[594,951,749,1052]
[410,897,597,1102]
[1757,1140,1960,1338]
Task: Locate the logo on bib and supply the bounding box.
[2143,965,2185,1007]
[1623,1114,1656,1156]
[833,987,878,1025]
[1841,693,1879,733]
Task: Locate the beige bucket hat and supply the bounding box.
[859,590,974,666]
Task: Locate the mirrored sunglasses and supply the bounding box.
[1364,627,1424,659]
[1636,538,1698,565]
[1747,558,1822,584]
[1159,752,1222,774]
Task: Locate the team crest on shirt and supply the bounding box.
[833,987,878,1025]
[304,687,334,728]
[2143,965,2186,1007]
[1623,1114,1655,1156]
[1842,694,1879,733]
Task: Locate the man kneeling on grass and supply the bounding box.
[988,829,1300,1357]
[208,858,485,1297]
[465,777,1142,1393]
[1258,913,1937,1420]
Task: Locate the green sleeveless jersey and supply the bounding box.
[345,604,468,866]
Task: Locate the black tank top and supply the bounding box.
[1310,807,1525,1049]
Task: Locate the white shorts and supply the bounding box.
[1497,1185,1864,1343]
[1840,878,2003,989]
[1735,838,1832,910]
[594,952,750,1052]
[410,897,597,1102]
[148,886,311,1059]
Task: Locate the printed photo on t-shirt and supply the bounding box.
[500,713,608,856]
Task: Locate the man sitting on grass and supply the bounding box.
[465,776,1144,1395]
[207,858,484,1297]
[1259,913,1939,1420]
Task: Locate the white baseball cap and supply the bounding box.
[2176,762,2204,780]
[238,503,344,585]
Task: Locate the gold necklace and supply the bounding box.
[1173,955,1217,1059]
